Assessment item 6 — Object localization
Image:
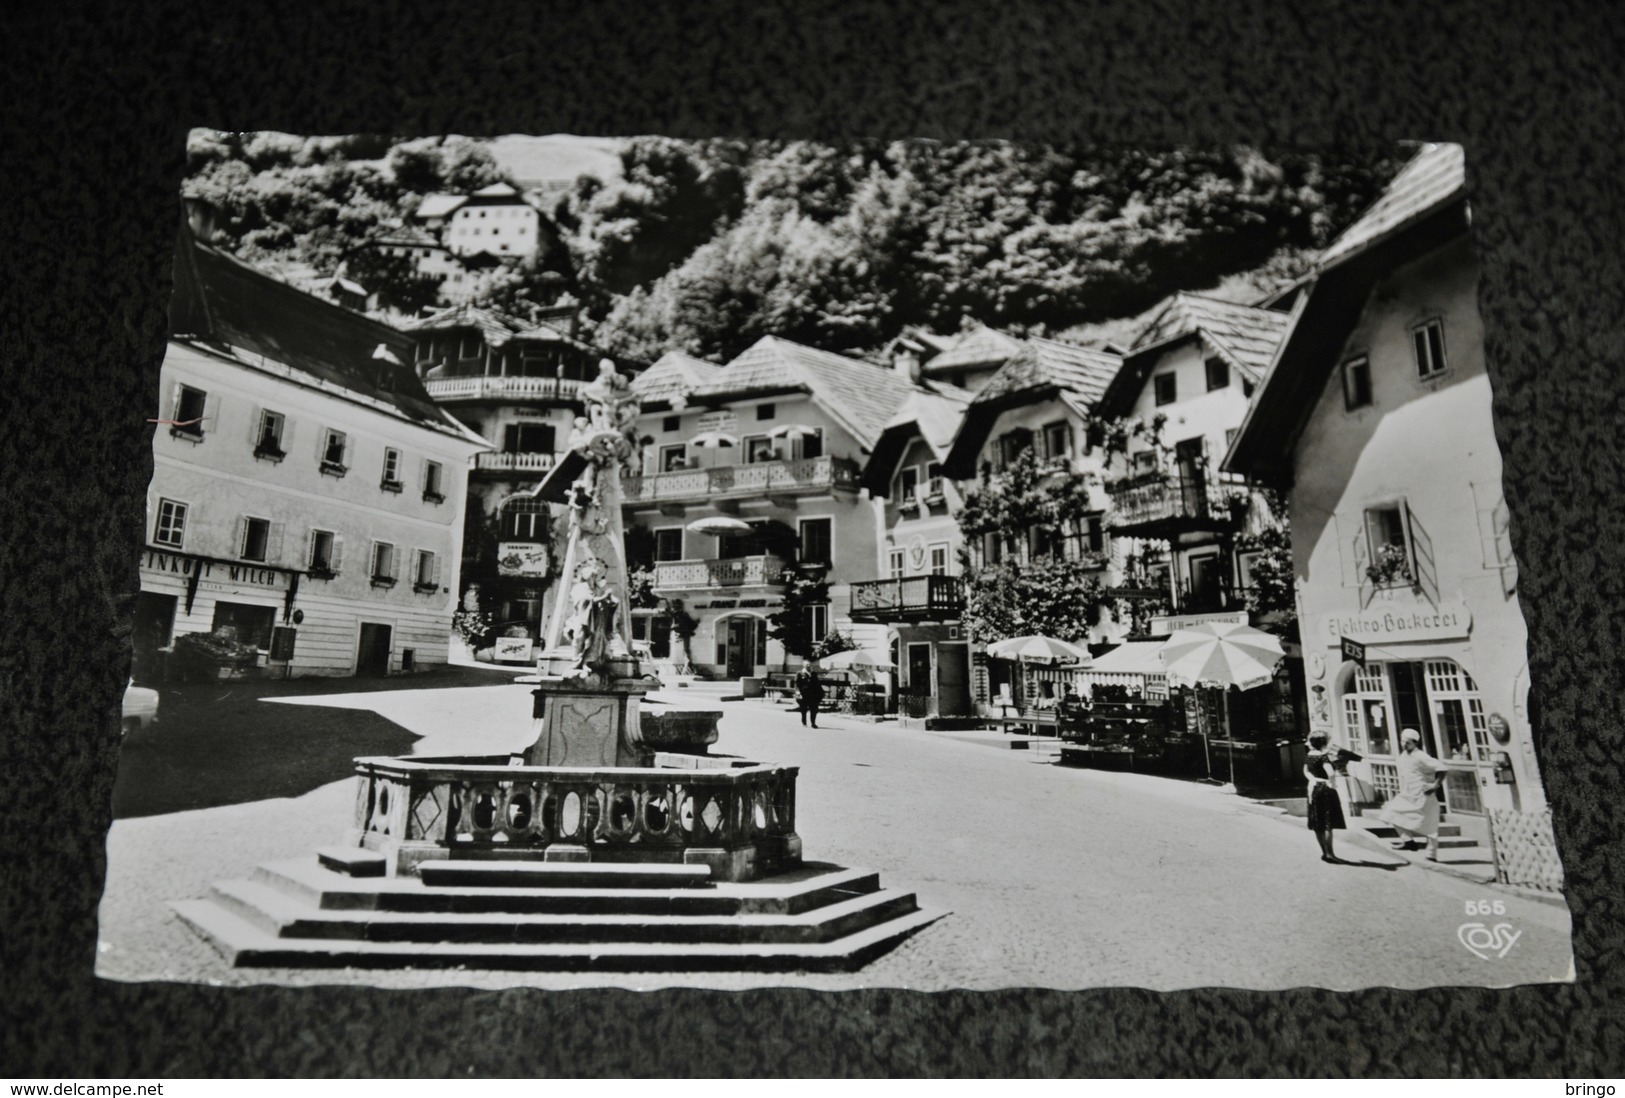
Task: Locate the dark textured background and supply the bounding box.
[3,0,1622,1078]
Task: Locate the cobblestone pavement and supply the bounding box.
[96,680,1574,992]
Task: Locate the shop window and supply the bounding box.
[381,447,403,491]
[422,460,444,503]
[154,498,187,548]
[171,384,207,438]
[210,602,276,649]
[654,528,684,562]
[1153,373,1177,406]
[371,542,397,586]
[255,410,285,458]
[799,518,832,565]
[1342,356,1372,410]
[1426,659,1490,762]
[1413,319,1447,380]
[1205,356,1229,391]
[888,548,906,578]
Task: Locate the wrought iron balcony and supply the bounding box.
[1106,472,1246,538]
[423,375,584,402]
[849,574,966,624]
[622,456,860,506]
[652,554,789,592]
[475,451,556,473]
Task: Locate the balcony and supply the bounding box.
[423,375,583,402]
[652,554,789,592]
[622,456,859,508]
[1106,472,1247,539]
[849,575,966,624]
[475,451,556,473]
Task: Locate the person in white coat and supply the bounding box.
[1378,728,1449,860]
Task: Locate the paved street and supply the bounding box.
[98,674,1573,992]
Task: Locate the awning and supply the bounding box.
[1084,641,1169,677]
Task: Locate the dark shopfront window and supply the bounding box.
[210,601,277,649]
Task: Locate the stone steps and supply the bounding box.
[174,857,940,972]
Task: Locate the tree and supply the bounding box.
[766,572,833,666]
[341,247,442,316]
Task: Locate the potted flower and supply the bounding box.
[1366,542,1415,589]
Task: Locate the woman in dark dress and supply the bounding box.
[1304,730,1348,863]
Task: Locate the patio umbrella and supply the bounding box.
[986,635,1092,665]
[686,515,753,537]
[1157,621,1285,791]
[767,423,819,440]
[689,431,737,448]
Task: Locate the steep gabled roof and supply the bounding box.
[859,384,974,496]
[404,303,594,351]
[699,336,916,450]
[1224,144,1472,482]
[169,216,471,436]
[940,337,1123,478]
[1318,143,1466,269]
[923,325,1026,375]
[631,350,725,405]
[1094,293,1291,419]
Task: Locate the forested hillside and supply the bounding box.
[184,132,1404,363]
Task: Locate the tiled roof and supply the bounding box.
[972,337,1122,406]
[170,224,464,433]
[1318,143,1465,269]
[924,325,1026,374]
[632,350,724,404]
[414,193,466,219]
[701,336,916,449]
[883,384,975,460]
[366,225,441,248]
[404,303,589,349]
[472,182,520,197]
[1129,293,1292,379]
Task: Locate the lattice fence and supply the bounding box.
[1489,807,1566,893]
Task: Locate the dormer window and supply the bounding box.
[1154,373,1178,406]
[1205,356,1229,391]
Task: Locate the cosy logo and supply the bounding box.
[1457,921,1521,960]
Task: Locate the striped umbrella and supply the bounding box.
[985,635,1092,666]
[1158,621,1284,790]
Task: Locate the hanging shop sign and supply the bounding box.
[1340,636,1367,668]
[144,547,289,589]
[497,542,550,578]
[494,636,534,662]
[1324,598,1472,645]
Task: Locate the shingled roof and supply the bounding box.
[923,325,1027,376]
[859,384,975,496]
[1318,143,1466,269]
[1224,143,1472,481]
[1094,293,1292,419]
[169,216,470,435]
[405,303,594,350]
[631,350,725,405]
[940,337,1123,477]
[698,336,916,450]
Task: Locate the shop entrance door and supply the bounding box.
[937,643,971,717]
[357,623,392,677]
[723,617,756,679]
[132,592,177,683]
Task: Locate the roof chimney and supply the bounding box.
[183,197,221,244]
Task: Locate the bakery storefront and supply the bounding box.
[1312,594,1531,816]
[135,546,300,680]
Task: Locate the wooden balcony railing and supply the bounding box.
[623,456,859,505]
[652,554,789,591]
[1106,472,1247,536]
[849,575,966,623]
[423,375,584,401]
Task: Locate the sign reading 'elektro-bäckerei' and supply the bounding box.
[1324,598,1472,644]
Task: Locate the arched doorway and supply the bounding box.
[716,614,767,679]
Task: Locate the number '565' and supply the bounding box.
[1465,900,1506,916]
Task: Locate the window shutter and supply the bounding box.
[431,551,442,588]
[234,516,247,558]
[330,535,345,575]
[1033,430,1048,460]
[249,406,265,447]
[307,530,320,568]
[202,391,220,437]
[1493,500,1518,597]
[266,522,285,564]
[1405,503,1439,607]
[282,415,295,451]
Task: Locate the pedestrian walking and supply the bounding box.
[1377,728,1449,860]
[795,667,825,728]
[1057,682,1088,738]
[1303,730,1347,863]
